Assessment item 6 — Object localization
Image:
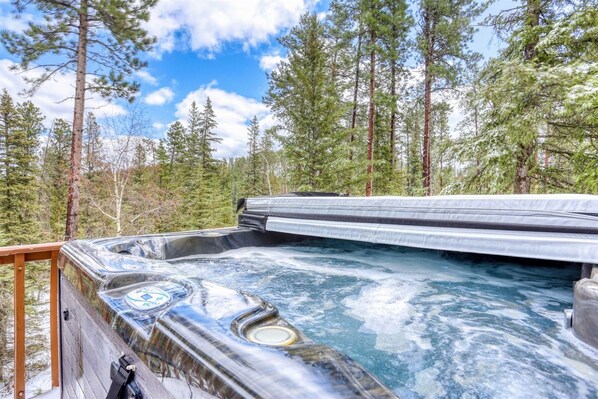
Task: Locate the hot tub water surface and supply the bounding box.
[167,239,598,399]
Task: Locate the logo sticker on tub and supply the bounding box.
[125,287,171,311]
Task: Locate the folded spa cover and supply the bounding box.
[240,194,598,264]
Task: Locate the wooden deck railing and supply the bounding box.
[0,242,64,399]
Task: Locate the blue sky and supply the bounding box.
[0,0,513,158]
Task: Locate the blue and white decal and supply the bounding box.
[125,286,171,312]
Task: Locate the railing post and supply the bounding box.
[14,253,25,399]
[50,250,59,387]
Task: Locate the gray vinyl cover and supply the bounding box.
[245,194,598,263]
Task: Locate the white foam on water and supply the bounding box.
[199,281,253,320]
[485,307,529,321]
[343,279,433,352]
[413,367,446,399]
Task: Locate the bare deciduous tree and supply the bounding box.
[83,105,161,236]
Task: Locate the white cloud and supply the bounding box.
[146,0,309,55]
[144,87,174,105]
[175,81,273,158]
[316,11,328,21]
[0,8,34,33]
[259,53,286,71]
[152,122,165,130]
[135,70,159,86]
[0,59,126,121]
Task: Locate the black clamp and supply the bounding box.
[106,354,142,399]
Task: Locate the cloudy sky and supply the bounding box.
[0,0,511,158]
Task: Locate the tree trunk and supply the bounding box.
[389,15,398,172]
[349,27,362,162]
[65,0,88,240]
[422,8,433,196]
[514,0,540,194]
[390,58,397,170]
[114,172,122,237]
[544,122,550,168]
[515,143,534,193]
[365,30,376,197]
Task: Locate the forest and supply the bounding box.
[0,0,596,244]
[0,0,597,393]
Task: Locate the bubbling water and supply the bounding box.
[168,239,598,399]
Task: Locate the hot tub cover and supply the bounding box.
[240,194,598,264]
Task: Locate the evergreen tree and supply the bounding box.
[80,112,103,238]
[381,0,411,173]
[431,101,454,193]
[200,163,235,228]
[0,90,42,244]
[266,13,345,191]
[417,0,483,195]
[156,140,169,189]
[402,99,425,196]
[260,127,277,195]
[361,0,385,196]
[46,119,72,239]
[247,116,262,196]
[186,101,203,167]
[154,140,182,233]
[83,113,102,175]
[165,121,187,170]
[330,0,364,167]
[479,1,598,193]
[1,0,158,240]
[198,97,220,170]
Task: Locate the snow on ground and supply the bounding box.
[0,367,56,399]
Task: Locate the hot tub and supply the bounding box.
[58,194,598,398]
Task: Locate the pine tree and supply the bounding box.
[0,91,17,238]
[80,112,103,238]
[326,0,361,167]
[165,121,187,171]
[247,116,262,196]
[401,97,425,196]
[154,140,182,232]
[417,0,483,195]
[201,163,235,228]
[83,113,102,175]
[46,119,72,239]
[186,101,203,168]
[361,0,384,196]
[1,0,158,239]
[380,0,411,175]
[0,91,42,244]
[266,13,345,191]
[156,141,169,189]
[160,121,188,230]
[198,97,220,170]
[431,101,454,193]
[260,127,277,195]
[479,0,598,194]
